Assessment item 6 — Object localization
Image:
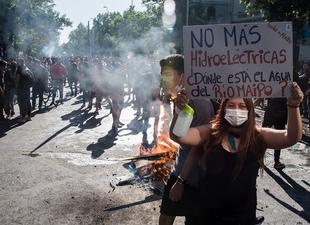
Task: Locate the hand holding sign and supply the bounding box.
[288,82,303,107]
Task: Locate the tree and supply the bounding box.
[62,23,88,56]
[92,12,123,54]
[241,0,310,41]
[64,2,164,56]
[241,0,310,77]
[0,0,71,57]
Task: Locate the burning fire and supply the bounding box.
[137,103,179,183]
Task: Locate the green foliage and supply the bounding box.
[64,2,164,56]
[92,12,123,52]
[62,23,88,56]
[0,0,71,56]
[241,0,310,39]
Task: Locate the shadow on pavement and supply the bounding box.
[104,194,161,212]
[27,123,73,155]
[118,117,150,137]
[0,118,23,138]
[61,108,85,121]
[302,180,310,187]
[264,167,310,222]
[86,129,118,159]
[71,98,84,106]
[27,108,95,155]
[75,112,111,133]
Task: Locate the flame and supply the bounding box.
[136,103,179,183]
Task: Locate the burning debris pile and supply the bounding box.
[117,103,179,193]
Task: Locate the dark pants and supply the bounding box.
[301,96,308,117]
[17,87,31,117]
[69,79,78,96]
[4,88,15,116]
[262,110,286,163]
[306,95,310,120]
[160,174,255,225]
[32,82,44,109]
[81,89,88,105]
[51,80,64,103]
[0,94,4,117]
[160,174,200,221]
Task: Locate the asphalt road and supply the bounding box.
[0,90,309,225]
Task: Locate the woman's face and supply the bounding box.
[224,98,250,130]
[225,98,247,111]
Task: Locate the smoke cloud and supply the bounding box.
[82,26,176,100]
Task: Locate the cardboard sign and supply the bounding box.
[183,22,293,98]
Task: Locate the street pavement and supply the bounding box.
[0,90,309,225]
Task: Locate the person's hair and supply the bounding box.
[160,54,184,74]
[203,98,267,178]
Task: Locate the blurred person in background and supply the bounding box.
[4,60,17,118]
[0,60,7,120]
[32,59,49,111]
[298,61,310,122]
[262,98,287,170]
[68,60,79,97]
[79,59,91,108]
[50,57,67,105]
[16,58,33,123]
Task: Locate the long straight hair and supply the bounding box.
[203,98,266,177]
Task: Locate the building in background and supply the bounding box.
[187,0,262,24]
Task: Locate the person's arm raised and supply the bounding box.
[262,82,303,149]
[170,123,210,146]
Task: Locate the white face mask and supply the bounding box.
[224,108,248,127]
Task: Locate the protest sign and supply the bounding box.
[183,22,293,98]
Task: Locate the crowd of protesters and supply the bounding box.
[0,54,161,133]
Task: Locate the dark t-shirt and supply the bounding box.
[17,66,33,89]
[196,145,259,224]
[263,98,287,126]
[4,69,16,89]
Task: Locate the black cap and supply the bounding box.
[160,54,184,73]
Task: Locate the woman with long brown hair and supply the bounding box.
[168,82,303,225]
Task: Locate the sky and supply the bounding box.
[54,0,146,44]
